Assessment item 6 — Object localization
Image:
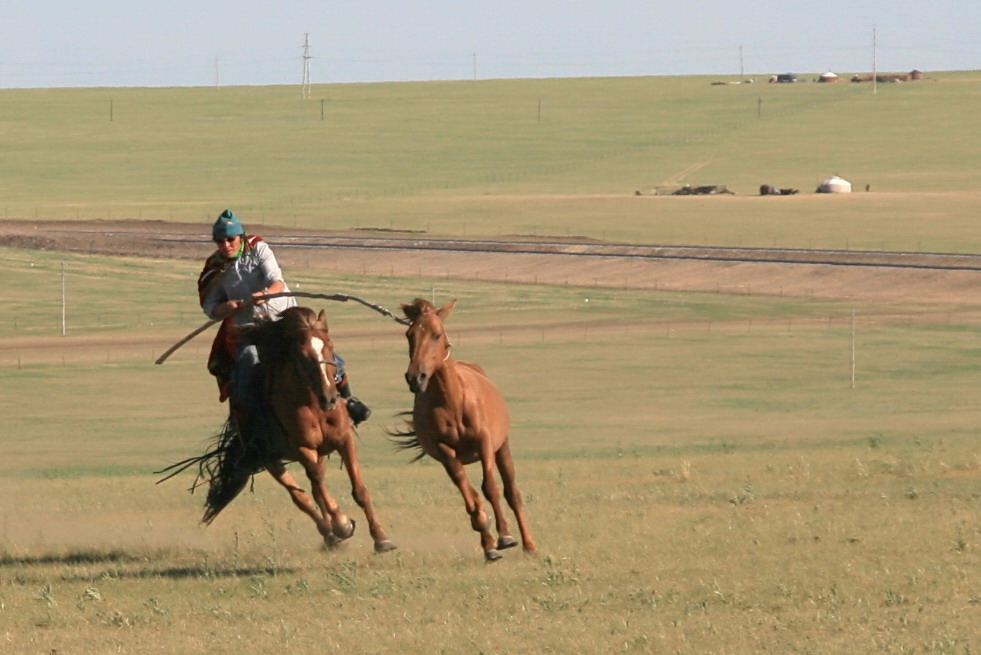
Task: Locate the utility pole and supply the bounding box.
[61,262,66,337]
[739,45,744,79]
[214,56,220,87]
[872,27,878,96]
[302,33,312,99]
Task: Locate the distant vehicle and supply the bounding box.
[775,73,799,83]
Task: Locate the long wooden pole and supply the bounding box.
[154,291,408,365]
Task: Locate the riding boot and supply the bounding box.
[336,376,371,426]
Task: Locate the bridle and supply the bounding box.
[292,330,339,409]
[410,312,452,363]
[436,313,453,362]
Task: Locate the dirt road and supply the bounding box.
[3,219,981,306]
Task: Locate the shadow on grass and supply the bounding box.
[137,565,297,580]
[0,548,298,581]
[0,549,140,567]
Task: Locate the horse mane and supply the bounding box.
[401,298,436,323]
[243,306,330,365]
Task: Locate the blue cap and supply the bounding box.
[212,209,245,239]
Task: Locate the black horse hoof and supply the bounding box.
[497,535,518,550]
[484,549,503,562]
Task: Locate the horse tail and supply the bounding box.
[384,411,427,463]
[200,419,265,524]
[155,418,260,522]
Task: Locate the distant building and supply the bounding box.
[817,175,852,193]
[819,71,839,83]
[851,69,924,83]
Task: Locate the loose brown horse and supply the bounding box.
[391,298,536,561]
[163,306,395,553]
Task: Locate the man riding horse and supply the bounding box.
[197,209,372,433]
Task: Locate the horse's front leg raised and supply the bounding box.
[337,438,396,553]
[435,443,499,561]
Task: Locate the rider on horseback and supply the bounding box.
[197,209,372,427]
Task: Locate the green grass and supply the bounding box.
[2,72,979,251]
[2,72,980,653]
[2,253,979,653]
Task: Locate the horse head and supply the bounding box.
[401,298,457,393]
[279,306,340,412]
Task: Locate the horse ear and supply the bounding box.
[437,299,458,321]
[317,309,328,328]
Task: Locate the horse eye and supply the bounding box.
[432,332,441,341]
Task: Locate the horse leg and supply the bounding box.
[266,460,337,544]
[435,443,499,561]
[495,440,537,553]
[297,448,356,547]
[336,437,396,553]
[478,440,515,553]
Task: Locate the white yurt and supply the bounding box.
[817,175,852,193]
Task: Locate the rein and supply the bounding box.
[155,291,409,365]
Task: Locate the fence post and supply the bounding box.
[61,262,67,337]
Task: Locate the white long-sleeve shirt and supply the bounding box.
[201,239,296,327]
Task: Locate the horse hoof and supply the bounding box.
[374,540,397,554]
[333,518,356,541]
[484,549,503,562]
[497,535,518,550]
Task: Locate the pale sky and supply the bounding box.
[3,1,978,88]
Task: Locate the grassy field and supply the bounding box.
[2,72,980,250]
[1,248,979,654]
[1,73,979,653]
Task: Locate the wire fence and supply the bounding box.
[4,309,979,371]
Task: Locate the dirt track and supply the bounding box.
[3,219,981,307]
